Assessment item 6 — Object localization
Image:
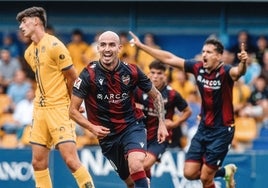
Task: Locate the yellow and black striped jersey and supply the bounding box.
[25,33,73,108]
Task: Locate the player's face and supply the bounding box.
[202,44,221,71]
[149,68,166,89]
[97,33,121,66]
[19,17,36,38]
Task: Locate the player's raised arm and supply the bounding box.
[129,31,185,70]
[229,42,248,81]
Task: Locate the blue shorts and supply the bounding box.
[186,123,235,168]
[147,139,168,161]
[99,120,147,180]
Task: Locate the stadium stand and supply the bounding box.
[0,1,268,150]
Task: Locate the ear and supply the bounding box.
[34,17,41,26]
[217,53,222,61]
[118,44,123,50]
[34,17,39,25]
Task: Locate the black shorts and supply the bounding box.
[99,120,147,180]
[185,123,235,168]
[147,139,168,161]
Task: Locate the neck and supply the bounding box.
[100,60,120,72]
[32,29,46,44]
[156,82,166,91]
[206,61,223,73]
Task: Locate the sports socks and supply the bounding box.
[72,165,95,188]
[34,168,52,188]
[131,170,149,188]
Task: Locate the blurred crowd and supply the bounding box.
[0,27,268,152]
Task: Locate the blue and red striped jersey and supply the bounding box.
[73,61,152,136]
[135,84,188,141]
[185,60,234,127]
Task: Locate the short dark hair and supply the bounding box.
[149,60,167,72]
[16,6,47,27]
[72,29,84,36]
[204,38,224,54]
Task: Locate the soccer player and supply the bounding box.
[134,60,192,182]
[129,31,248,188]
[16,7,95,188]
[69,30,168,188]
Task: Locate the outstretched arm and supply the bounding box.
[229,43,248,81]
[129,31,186,70]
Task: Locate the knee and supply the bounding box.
[143,162,151,171]
[183,168,199,180]
[128,160,144,174]
[129,156,145,174]
[32,158,48,171]
[200,174,213,186]
[64,157,80,171]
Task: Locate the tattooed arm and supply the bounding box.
[147,85,169,143]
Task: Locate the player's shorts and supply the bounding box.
[30,105,76,148]
[147,139,168,162]
[99,120,147,180]
[185,123,235,169]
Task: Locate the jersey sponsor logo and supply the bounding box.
[97,93,129,104]
[74,77,82,89]
[197,75,221,89]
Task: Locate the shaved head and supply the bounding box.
[98,31,120,44]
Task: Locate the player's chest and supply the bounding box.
[93,72,134,93]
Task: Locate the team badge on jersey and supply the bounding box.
[74,77,82,89]
[59,54,65,60]
[121,75,130,85]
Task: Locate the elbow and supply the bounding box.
[188,110,192,118]
[186,110,192,120]
[234,72,245,81]
[69,107,76,120]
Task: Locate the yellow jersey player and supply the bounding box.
[16,6,95,188]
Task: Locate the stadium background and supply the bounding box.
[1,0,268,187]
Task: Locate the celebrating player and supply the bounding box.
[69,30,168,188]
[129,31,248,188]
